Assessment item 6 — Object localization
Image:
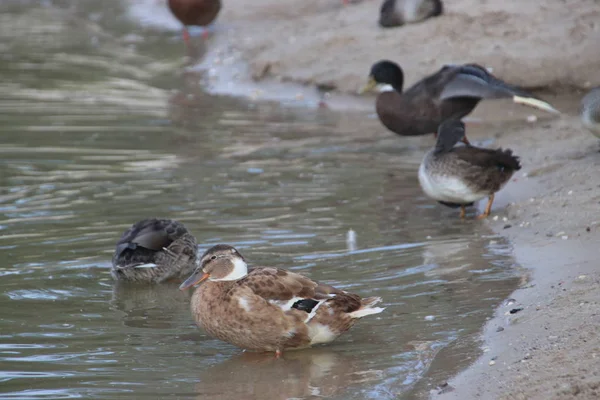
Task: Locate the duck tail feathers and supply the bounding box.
[348,297,385,319]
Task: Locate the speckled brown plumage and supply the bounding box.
[181,245,384,354]
[167,0,221,28]
[111,219,197,283]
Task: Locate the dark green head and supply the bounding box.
[362,60,404,93]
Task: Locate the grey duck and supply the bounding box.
[581,87,600,138]
[418,120,521,219]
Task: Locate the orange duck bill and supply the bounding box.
[179,271,210,290]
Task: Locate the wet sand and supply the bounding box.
[159,0,600,398]
[432,104,600,399]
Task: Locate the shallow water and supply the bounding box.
[0,2,521,399]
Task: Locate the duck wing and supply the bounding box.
[439,64,531,101]
[238,268,350,317]
[452,146,522,171]
[115,219,185,258]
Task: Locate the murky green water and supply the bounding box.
[0,2,520,399]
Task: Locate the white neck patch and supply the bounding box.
[209,258,248,281]
[376,83,395,93]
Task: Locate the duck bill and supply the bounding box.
[461,136,471,146]
[179,272,210,291]
[359,77,377,94]
[512,95,560,115]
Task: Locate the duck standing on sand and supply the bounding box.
[379,0,443,28]
[179,244,384,357]
[418,120,521,219]
[167,0,222,43]
[581,87,600,139]
[112,218,198,283]
[361,60,559,137]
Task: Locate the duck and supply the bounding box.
[360,60,559,137]
[581,87,600,138]
[418,120,521,219]
[167,0,222,43]
[179,244,384,357]
[379,0,443,28]
[111,218,198,283]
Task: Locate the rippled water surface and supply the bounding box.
[0,2,521,399]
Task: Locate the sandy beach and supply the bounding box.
[130,0,600,397]
[178,0,600,398]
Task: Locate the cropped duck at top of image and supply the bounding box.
[379,0,443,28]
[179,244,384,358]
[360,60,560,139]
[167,0,222,45]
[111,218,198,284]
[418,120,521,219]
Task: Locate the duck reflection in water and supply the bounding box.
[110,282,192,329]
[193,349,383,400]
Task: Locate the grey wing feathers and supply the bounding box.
[440,65,532,101]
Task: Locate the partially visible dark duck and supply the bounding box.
[167,0,222,43]
[418,120,521,219]
[111,218,198,283]
[361,60,559,137]
[379,0,443,28]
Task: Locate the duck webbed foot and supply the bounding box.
[459,205,466,219]
[275,349,282,359]
[477,194,495,219]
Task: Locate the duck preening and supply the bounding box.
[361,60,559,137]
[418,120,521,219]
[379,0,443,28]
[111,219,198,283]
[581,87,600,138]
[179,244,384,357]
[167,0,222,43]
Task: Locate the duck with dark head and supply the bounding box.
[361,60,559,138]
[379,0,443,28]
[418,120,521,219]
[179,244,384,357]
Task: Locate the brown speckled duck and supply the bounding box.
[379,0,443,28]
[111,219,198,283]
[418,120,521,219]
[361,60,559,137]
[167,0,222,42]
[179,244,384,357]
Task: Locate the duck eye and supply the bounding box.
[210,255,217,260]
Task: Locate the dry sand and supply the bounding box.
[132,0,600,397]
[217,0,600,93]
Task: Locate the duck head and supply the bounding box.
[434,120,470,154]
[179,244,248,290]
[360,60,404,94]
